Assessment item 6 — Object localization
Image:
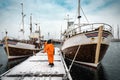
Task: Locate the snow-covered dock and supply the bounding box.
[0,48,72,80]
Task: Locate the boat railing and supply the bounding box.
[63,23,112,37]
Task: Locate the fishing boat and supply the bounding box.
[61,0,113,68]
[3,36,40,61]
[3,3,41,61]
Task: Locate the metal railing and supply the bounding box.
[63,23,112,37]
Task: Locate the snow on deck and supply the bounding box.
[0,48,72,80]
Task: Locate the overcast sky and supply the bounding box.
[0,0,120,40]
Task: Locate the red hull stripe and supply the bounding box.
[7,41,17,45]
[85,32,109,38]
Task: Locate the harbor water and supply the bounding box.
[0,46,28,75]
[66,42,120,80]
[0,42,120,80]
[0,46,8,75]
[101,42,120,80]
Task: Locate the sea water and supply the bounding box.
[0,46,8,75]
[68,42,120,80]
[101,42,120,80]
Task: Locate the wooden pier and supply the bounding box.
[0,48,72,80]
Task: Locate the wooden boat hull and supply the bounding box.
[62,44,108,63]
[4,42,40,60]
[5,46,39,56]
[61,29,112,68]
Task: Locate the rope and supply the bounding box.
[68,45,81,72]
[80,7,89,24]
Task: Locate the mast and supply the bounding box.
[67,15,70,29]
[21,3,25,39]
[78,0,81,32]
[117,25,119,39]
[48,32,50,39]
[64,14,72,29]
[39,25,41,43]
[35,23,41,42]
[30,14,32,34]
[60,26,62,40]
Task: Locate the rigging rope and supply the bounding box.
[80,6,89,24]
[68,45,81,72]
[72,6,89,26]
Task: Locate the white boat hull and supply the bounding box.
[61,30,112,68]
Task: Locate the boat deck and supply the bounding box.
[0,48,72,80]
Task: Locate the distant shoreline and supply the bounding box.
[111,39,120,42]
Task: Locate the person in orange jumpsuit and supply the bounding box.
[44,39,54,67]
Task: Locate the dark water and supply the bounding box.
[65,42,120,80]
[0,47,8,74]
[0,47,28,75]
[101,42,120,80]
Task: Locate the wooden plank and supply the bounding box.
[95,26,103,64]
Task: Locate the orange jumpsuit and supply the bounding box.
[44,43,54,64]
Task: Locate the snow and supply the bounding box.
[9,42,38,50]
[1,48,72,80]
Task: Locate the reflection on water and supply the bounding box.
[0,47,8,75]
[65,58,99,80]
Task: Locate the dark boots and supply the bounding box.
[49,63,54,67]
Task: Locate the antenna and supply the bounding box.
[64,14,72,29]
